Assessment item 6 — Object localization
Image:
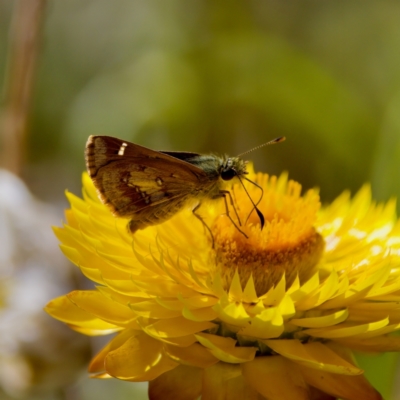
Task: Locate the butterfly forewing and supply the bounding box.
[85,136,214,218]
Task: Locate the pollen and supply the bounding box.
[212,173,324,295]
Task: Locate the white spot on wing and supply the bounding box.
[118,142,128,156]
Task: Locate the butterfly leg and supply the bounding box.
[219,189,242,226]
[192,202,215,248]
[216,191,248,239]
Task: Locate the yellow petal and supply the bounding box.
[164,343,219,368]
[82,172,99,199]
[67,290,137,327]
[97,285,136,305]
[182,306,218,322]
[229,270,243,301]
[317,269,340,305]
[138,316,216,338]
[303,318,389,339]
[300,365,382,400]
[336,336,400,352]
[368,277,400,298]
[242,275,259,303]
[79,265,106,284]
[224,375,261,400]
[202,363,242,400]
[66,190,89,214]
[290,272,319,303]
[295,270,341,310]
[239,307,284,339]
[105,331,178,381]
[133,277,198,298]
[350,322,400,339]
[89,329,138,373]
[263,340,362,375]
[290,309,348,328]
[195,333,257,363]
[213,300,250,326]
[94,250,142,274]
[148,365,202,400]
[211,273,227,298]
[129,300,182,319]
[178,294,218,309]
[152,335,197,348]
[103,278,153,298]
[44,295,120,335]
[319,285,372,309]
[262,274,286,306]
[242,356,309,399]
[56,242,81,266]
[277,294,296,318]
[348,301,400,323]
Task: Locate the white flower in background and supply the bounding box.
[0,169,90,398]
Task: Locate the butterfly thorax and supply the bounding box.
[172,154,247,203]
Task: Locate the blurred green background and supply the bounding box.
[1,1,400,399]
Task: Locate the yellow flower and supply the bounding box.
[45,168,400,400]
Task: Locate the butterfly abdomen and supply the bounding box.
[127,198,188,233]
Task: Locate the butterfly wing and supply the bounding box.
[85,136,214,219]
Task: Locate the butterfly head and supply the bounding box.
[220,156,265,230]
[220,157,248,181]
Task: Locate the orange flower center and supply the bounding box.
[211,173,325,295]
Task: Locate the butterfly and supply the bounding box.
[85,135,284,241]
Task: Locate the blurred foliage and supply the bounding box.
[356,352,399,400]
[1,0,400,399]
[0,0,398,206]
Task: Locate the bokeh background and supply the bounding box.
[1,1,400,399]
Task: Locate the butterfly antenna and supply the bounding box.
[237,175,265,229]
[236,136,285,158]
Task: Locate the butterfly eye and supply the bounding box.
[221,168,237,181]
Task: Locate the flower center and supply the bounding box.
[212,173,325,295]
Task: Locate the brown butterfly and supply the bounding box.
[85,135,284,241]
